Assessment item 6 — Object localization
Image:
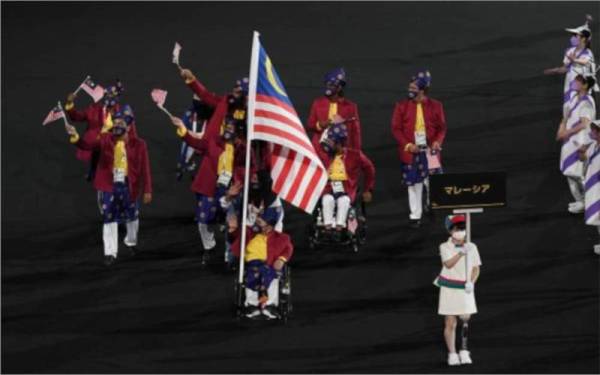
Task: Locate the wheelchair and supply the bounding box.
[233,263,292,323]
[307,196,367,253]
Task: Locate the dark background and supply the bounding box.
[2,1,599,373]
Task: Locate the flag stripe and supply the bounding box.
[284,156,311,204]
[253,125,315,157]
[299,165,324,211]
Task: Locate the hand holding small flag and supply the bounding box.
[151,89,173,117]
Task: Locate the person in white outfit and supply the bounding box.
[545,15,598,102]
[434,215,482,366]
[556,74,597,214]
[580,119,600,255]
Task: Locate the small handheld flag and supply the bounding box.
[43,104,65,126]
[172,42,182,69]
[151,89,173,117]
[80,77,105,102]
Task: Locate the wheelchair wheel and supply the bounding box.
[278,266,292,322]
[233,278,244,319]
[351,237,360,253]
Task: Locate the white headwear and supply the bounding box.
[565,14,593,38]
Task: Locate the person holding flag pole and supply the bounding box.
[65,104,153,266]
[232,31,328,318]
[64,78,123,180]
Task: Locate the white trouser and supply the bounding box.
[423,176,431,207]
[245,279,279,307]
[103,222,118,257]
[322,194,351,228]
[124,219,139,247]
[198,223,216,250]
[567,176,584,203]
[408,182,424,220]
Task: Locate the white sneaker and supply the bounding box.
[568,201,584,214]
[459,350,472,364]
[447,353,461,366]
[261,307,279,320]
[245,308,261,318]
[594,245,600,255]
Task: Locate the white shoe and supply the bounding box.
[261,307,279,320]
[594,245,600,255]
[568,201,584,214]
[459,350,472,364]
[245,308,261,318]
[447,353,461,366]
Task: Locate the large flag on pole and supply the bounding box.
[247,32,327,214]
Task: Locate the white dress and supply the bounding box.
[563,47,597,102]
[436,239,482,316]
[560,92,596,178]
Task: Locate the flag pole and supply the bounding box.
[238,31,261,285]
[57,101,71,128]
[73,75,91,95]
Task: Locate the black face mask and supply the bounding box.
[192,99,214,120]
[228,94,246,108]
[112,125,128,137]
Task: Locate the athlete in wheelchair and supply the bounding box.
[308,120,375,252]
[230,206,293,321]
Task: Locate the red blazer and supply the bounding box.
[307,96,362,150]
[74,130,152,200]
[317,147,375,202]
[186,79,240,142]
[67,103,107,162]
[390,97,447,164]
[181,131,246,197]
[231,228,294,266]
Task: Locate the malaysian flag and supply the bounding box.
[80,77,105,102]
[247,32,327,213]
[151,89,168,107]
[42,104,65,126]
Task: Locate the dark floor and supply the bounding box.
[2,1,599,373]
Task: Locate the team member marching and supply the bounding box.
[317,121,375,232]
[544,15,597,102]
[65,105,152,265]
[434,215,482,366]
[580,119,600,255]
[170,115,246,258]
[178,67,249,142]
[556,74,597,214]
[65,81,125,180]
[391,70,447,228]
[307,68,362,151]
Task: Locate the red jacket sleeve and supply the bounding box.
[140,141,152,194]
[307,100,321,133]
[66,107,88,123]
[75,134,100,151]
[391,102,411,150]
[278,234,294,263]
[359,151,376,192]
[432,102,447,145]
[182,131,209,153]
[187,79,222,108]
[350,103,362,150]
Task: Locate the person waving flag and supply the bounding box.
[237,32,327,287]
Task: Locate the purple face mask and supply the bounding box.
[570,80,580,91]
[570,35,580,47]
